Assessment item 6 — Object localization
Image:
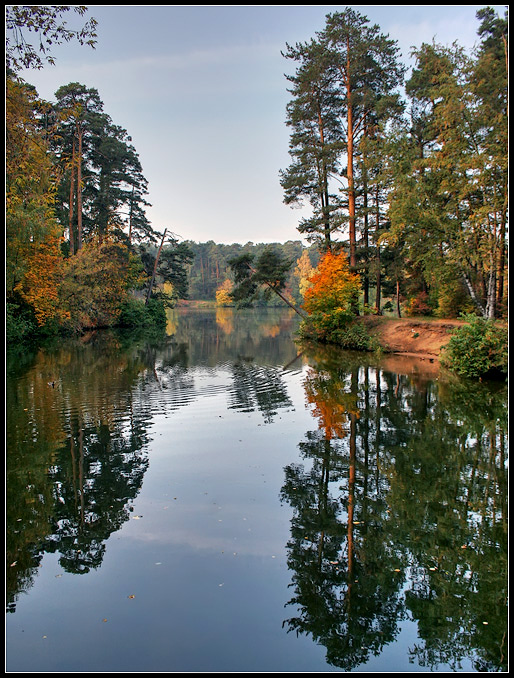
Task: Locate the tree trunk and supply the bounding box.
[462,272,486,317]
[362,158,369,308]
[264,282,308,319]
[76,126,83,251]
[128,185,134,245]
[69,139,76,254]
[145,229,167,305]
[374,186,382,314]
[246,262,307,319]
[497,207,506,313]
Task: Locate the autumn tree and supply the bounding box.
[302,249,361,341]
[60,238,145,331]
[6,77,67,330]
[215,279,234,306]
[294,249,316,301]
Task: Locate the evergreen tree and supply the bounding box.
[281,39,345,250]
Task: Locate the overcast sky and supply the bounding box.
[14,5,507,245]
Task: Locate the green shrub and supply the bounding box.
[6,301,36,343]
[145,298,167,326]
[118,297,166,328]
[300,313,378,351]
[330,319,379,351]
[441,314,508,379]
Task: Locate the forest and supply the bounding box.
[6,7,508,356]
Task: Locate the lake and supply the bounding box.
[6,308,508,672]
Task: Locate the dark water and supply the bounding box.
[6,308,508,672]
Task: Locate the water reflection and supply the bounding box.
[6,333,155,611]
[280,344,508,672]
[6,311,508,672]
[6,309,300,614]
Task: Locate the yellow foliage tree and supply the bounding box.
[60,238,144,331]
[215,279,234,306]
[294,250,315,300]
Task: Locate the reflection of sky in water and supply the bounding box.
[136,366,312,557]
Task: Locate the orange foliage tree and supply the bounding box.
[302,250,360,339]
[17,234,70,328]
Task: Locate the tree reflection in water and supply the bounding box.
[6,331,161,611]
[280,345,508,672]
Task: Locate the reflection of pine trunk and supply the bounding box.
[70,415,85,527]
[78,424,85,528]
[70,427,78,506]
[344,411,357,619]
[317,438,331,569]
[375,369,381,489]
[347,413,356,581]
[363,368,370,500]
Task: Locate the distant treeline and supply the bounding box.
[183,240,319,303]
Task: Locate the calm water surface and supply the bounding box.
[6,308,508,672]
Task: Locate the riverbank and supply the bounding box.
[360,315,467,361]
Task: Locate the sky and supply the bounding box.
[13,5,507,245]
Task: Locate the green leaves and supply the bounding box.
[440,314,508,378]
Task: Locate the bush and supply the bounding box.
[117,297,166,328]
[300,314,378,351]
[404,291,434,317]
[441,314,508,379]
[6,301,36,343]
[145,298,167,326]
[330,319,379,351]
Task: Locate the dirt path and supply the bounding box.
[361,316,466,360]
